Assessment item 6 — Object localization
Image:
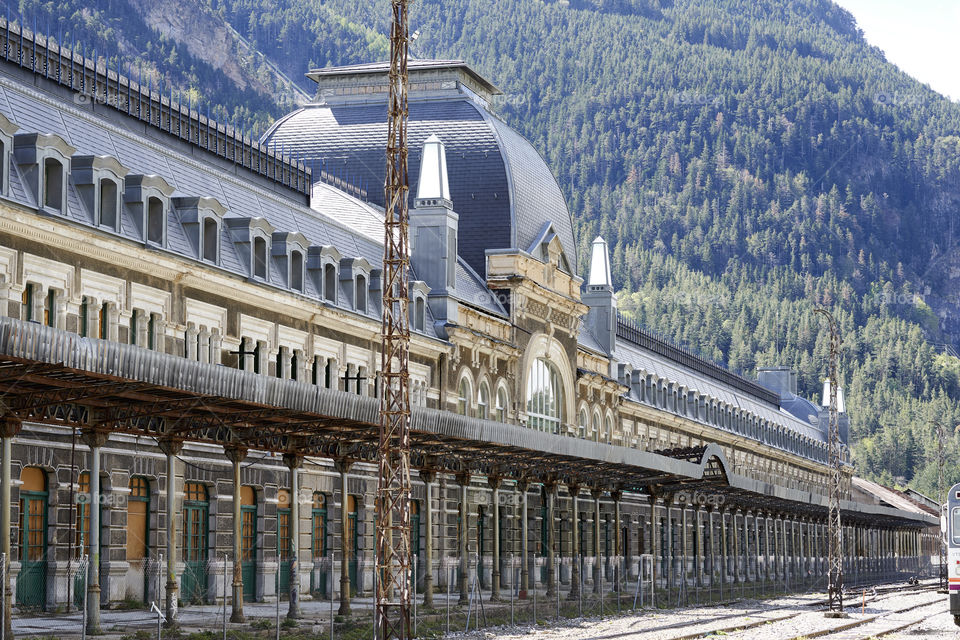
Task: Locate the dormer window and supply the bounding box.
[125,175,175,247]
[226,217,275,281]
[308,245,342,303]
[72,155,130,231]
[0,113,18,196]
[43,158,64,211]
[272,232,309,292]
[253,237,268,280]
[14,133,76,215]
[175,196,228,266]
[98,178,119,229]
[409,280,430,333]
[339,256,372,313]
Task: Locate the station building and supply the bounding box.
[0,24,938,626]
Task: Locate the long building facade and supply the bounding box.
[0,23,938,627]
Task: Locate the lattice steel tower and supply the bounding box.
[375,0,413,638]
[816,308,844,614]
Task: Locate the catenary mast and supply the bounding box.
[376,0,413,637]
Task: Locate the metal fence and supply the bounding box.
[2,549,934,639]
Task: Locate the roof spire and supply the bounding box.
[588,235,613,288]
[415,134,452,207]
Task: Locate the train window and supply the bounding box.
[953,508,960,545]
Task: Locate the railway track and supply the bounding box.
[644,583,945,640]
[778,598,948,640]
[806,580,939,609]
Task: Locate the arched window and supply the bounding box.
[253,236,268,280]
[526,358,563,433]
[477,381,489,420]
[457,377,471,416]
[578,408,588,439]
[355,275,367,312]
[99,178,118,229]
[290,250,304,291]
[202,217,218,263]
[43,158,63,211]
[496,386,507,422]
[324,264,337,302]
[147,196,165,245]
[413,297,425,333]
[592,412,601,442]
[604,415,613,444]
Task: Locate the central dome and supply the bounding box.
[262,60,577,278]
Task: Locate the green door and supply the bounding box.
[311,494,328,597]
[347,496,358,595]
[477,506,486,585]
[72,472,103,609]
[540,504,548,582]
[277,491,291,598]
[410,501,421,591]
[17,474,48,609]
[182,483,209,603]
[241,503,257,601]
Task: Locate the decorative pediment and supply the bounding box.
[71,155,130,184]
[13,132,76,165]
[173,196,227,223]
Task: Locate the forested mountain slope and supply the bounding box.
[7,0,960,493]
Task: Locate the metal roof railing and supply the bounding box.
[0,19,312,197]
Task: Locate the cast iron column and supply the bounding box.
[567,484,580,600]
[159,439,182,627]
[227,446,247,622]
[518,478,530,599]
[421,471,435,608]
[489,476,502,601]
[457,473,469,605]
[0,417,20,639]
[336,459,352,616]
[284,454,303,619]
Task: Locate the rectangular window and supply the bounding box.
[80,297,88,337]
[130,310,138,346]
[99,303,109,340]
[21,284,33,322]
[44,289,55,327]
[148,314,156,350]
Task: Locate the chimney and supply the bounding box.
[410,135,458,334]
[757,366,798,396]
[582,236,617,358]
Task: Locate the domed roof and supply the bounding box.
[262,61,576,278]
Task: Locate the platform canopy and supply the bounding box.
[0,318,933,528]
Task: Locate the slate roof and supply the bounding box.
[262,96,576,280]
[614,337,826,444]
[0,71,445,337]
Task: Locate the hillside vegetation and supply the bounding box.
[8,0,960,495]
